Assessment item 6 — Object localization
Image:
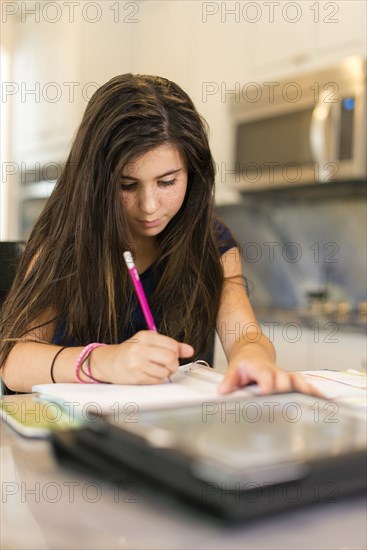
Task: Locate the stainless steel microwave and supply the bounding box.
[231,56,366,190]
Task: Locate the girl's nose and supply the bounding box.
[138,187,159,215]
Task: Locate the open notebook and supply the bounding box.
[32,361,259,414]
[33,363,367,415]
[298,369,367,409]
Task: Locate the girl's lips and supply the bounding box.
[138,218,161,228]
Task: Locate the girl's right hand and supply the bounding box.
[90,330,194,385]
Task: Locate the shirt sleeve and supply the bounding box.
[214,217,238,255]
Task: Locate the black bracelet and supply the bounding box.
[50,346,68,383]
[80,351,110,384]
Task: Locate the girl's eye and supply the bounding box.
[158,178,176,187]
[120,178,177,190]
[120,183,137,191]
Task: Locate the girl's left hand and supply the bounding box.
[218,351,321,396]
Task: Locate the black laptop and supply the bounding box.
[51,392,367,521]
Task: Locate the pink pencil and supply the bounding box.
[123,251,157,331]
[123,251,172,383]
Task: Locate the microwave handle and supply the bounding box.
[310,96,332,181]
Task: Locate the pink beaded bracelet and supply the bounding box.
[75,343,107,383]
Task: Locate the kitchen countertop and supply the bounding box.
[1,405,367,550]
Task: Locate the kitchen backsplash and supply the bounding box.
[216,184,367,312]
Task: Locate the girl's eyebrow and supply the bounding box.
[120,168,183,181]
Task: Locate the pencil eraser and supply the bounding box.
[123,251,134,268]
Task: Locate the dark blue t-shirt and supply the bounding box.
[52,219,237,345]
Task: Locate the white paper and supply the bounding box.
[32,363,256,413]
[299,369,367,389]
[297,370,367,409]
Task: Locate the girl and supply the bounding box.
[0,74,314,395]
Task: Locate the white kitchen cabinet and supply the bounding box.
[214,323,314,372]
[261,323,366,372]
[76,4,134,89]
[250,0,366,80]
[309,329,366,372]
[251,4,315,77]
[261,323,314,372]
[127,1,193,92]
[315,0,366,59]
[214,324,366,374]
[11,2,134,166]
[12,15,80,165]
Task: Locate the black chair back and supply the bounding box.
[0,242,26,395]
[0,241,25,307]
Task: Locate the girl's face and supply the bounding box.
[120,144,188,243]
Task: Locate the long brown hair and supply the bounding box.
[0,74,228,366]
